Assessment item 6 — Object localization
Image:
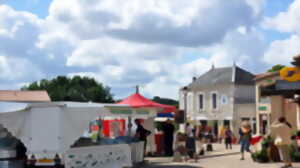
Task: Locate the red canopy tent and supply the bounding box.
[117,92,176,154]
[116,93,176,113]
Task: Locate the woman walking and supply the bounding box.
[271,117,293,168]
[224,126,232,150]
[239,121,252,160]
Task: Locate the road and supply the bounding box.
[143,144,300,168]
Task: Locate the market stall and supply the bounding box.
[117,91,176,155]
[0,101,159,168]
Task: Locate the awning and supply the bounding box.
[117,93,176,113]
[195,116,209,120]
[225,116,233,120]
[157,112,174,118]
[154,117,174,122]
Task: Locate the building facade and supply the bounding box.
[179,65,256,137]
[255,72,300,135]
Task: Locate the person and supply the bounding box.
[219,125,226,144]
[205,130,214,151]
[271,117,293,168]
[239,121,252,160]
[185,123,196,159]
[195,124,205,155]
[135,119,151,155]
[224,126,233,150]
[162,119,175,156]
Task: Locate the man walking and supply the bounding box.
[135,119,151,156]
[239,121,252,160]
[162,119,175,156]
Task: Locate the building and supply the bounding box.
[179,64,256,137]
[0,90,51,102]
[255,56,300,135]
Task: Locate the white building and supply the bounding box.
[179,65,256,137]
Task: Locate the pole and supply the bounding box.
[128,116,132,136]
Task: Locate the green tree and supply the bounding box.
[22,76,114,103]
[152,96,178,107]
[267,64,286,72]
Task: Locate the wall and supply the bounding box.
[189,84,235,120]
[269,96,284,126]
[234,103,256,136]
[178,91,185,111]
[283,99,298,131]
[234,85,255,104]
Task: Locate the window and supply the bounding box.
[198,94,204,110]
[212,93,218,109]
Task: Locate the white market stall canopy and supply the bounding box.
[0,101,160,158]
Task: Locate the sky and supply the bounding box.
[0,0,299,100]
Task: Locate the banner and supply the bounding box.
[65,144,132,168]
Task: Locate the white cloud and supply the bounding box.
[245,0,266,16]
[0,55,42,81]
[0,0,268,99]
[264,35,300,65]
[46,0,261,47]
[263,0,300,33]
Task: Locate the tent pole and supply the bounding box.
[128,116,132,136]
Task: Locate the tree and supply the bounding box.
[22,76,114,103]
[267,64,286,72]
[152,96,178,107]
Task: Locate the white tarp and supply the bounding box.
[0,102,158,159]
[64,144,132,168]
[61,107,112,155]
[143,117,155,154]
[0,102,28,113]
[130,142,144,163]
[0,110,29,147]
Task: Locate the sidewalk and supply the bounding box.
[145,143,300,168]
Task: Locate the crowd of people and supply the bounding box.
[134,117,295,168]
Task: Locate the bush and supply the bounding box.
[289,144,300,162]
[261,136,274,149]
[252,149,269,163]
[292,152,300,162]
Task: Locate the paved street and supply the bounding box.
[144,144,300,168]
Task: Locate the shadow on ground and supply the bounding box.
[200,152,240,159]
[145,164,202,168]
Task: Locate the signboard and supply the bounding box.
[65,144,132,168]
[135,110,149,115]
[220,95,228,105]
[276,80,300,90]
[280,67,300,82]
[110,109,132,115]
[258,106,267,111]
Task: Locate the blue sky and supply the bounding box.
[0,0,299,99]
[5,0,52,18]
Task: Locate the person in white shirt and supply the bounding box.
[271,117,293,168]
[185,123,196,159]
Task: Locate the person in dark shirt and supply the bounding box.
[239,121,252,160]
[135,119,151,155]
[224,126,233,150]
[162,119,175,156]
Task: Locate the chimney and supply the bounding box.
[292,54,300,66]
[192,77,197,82]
